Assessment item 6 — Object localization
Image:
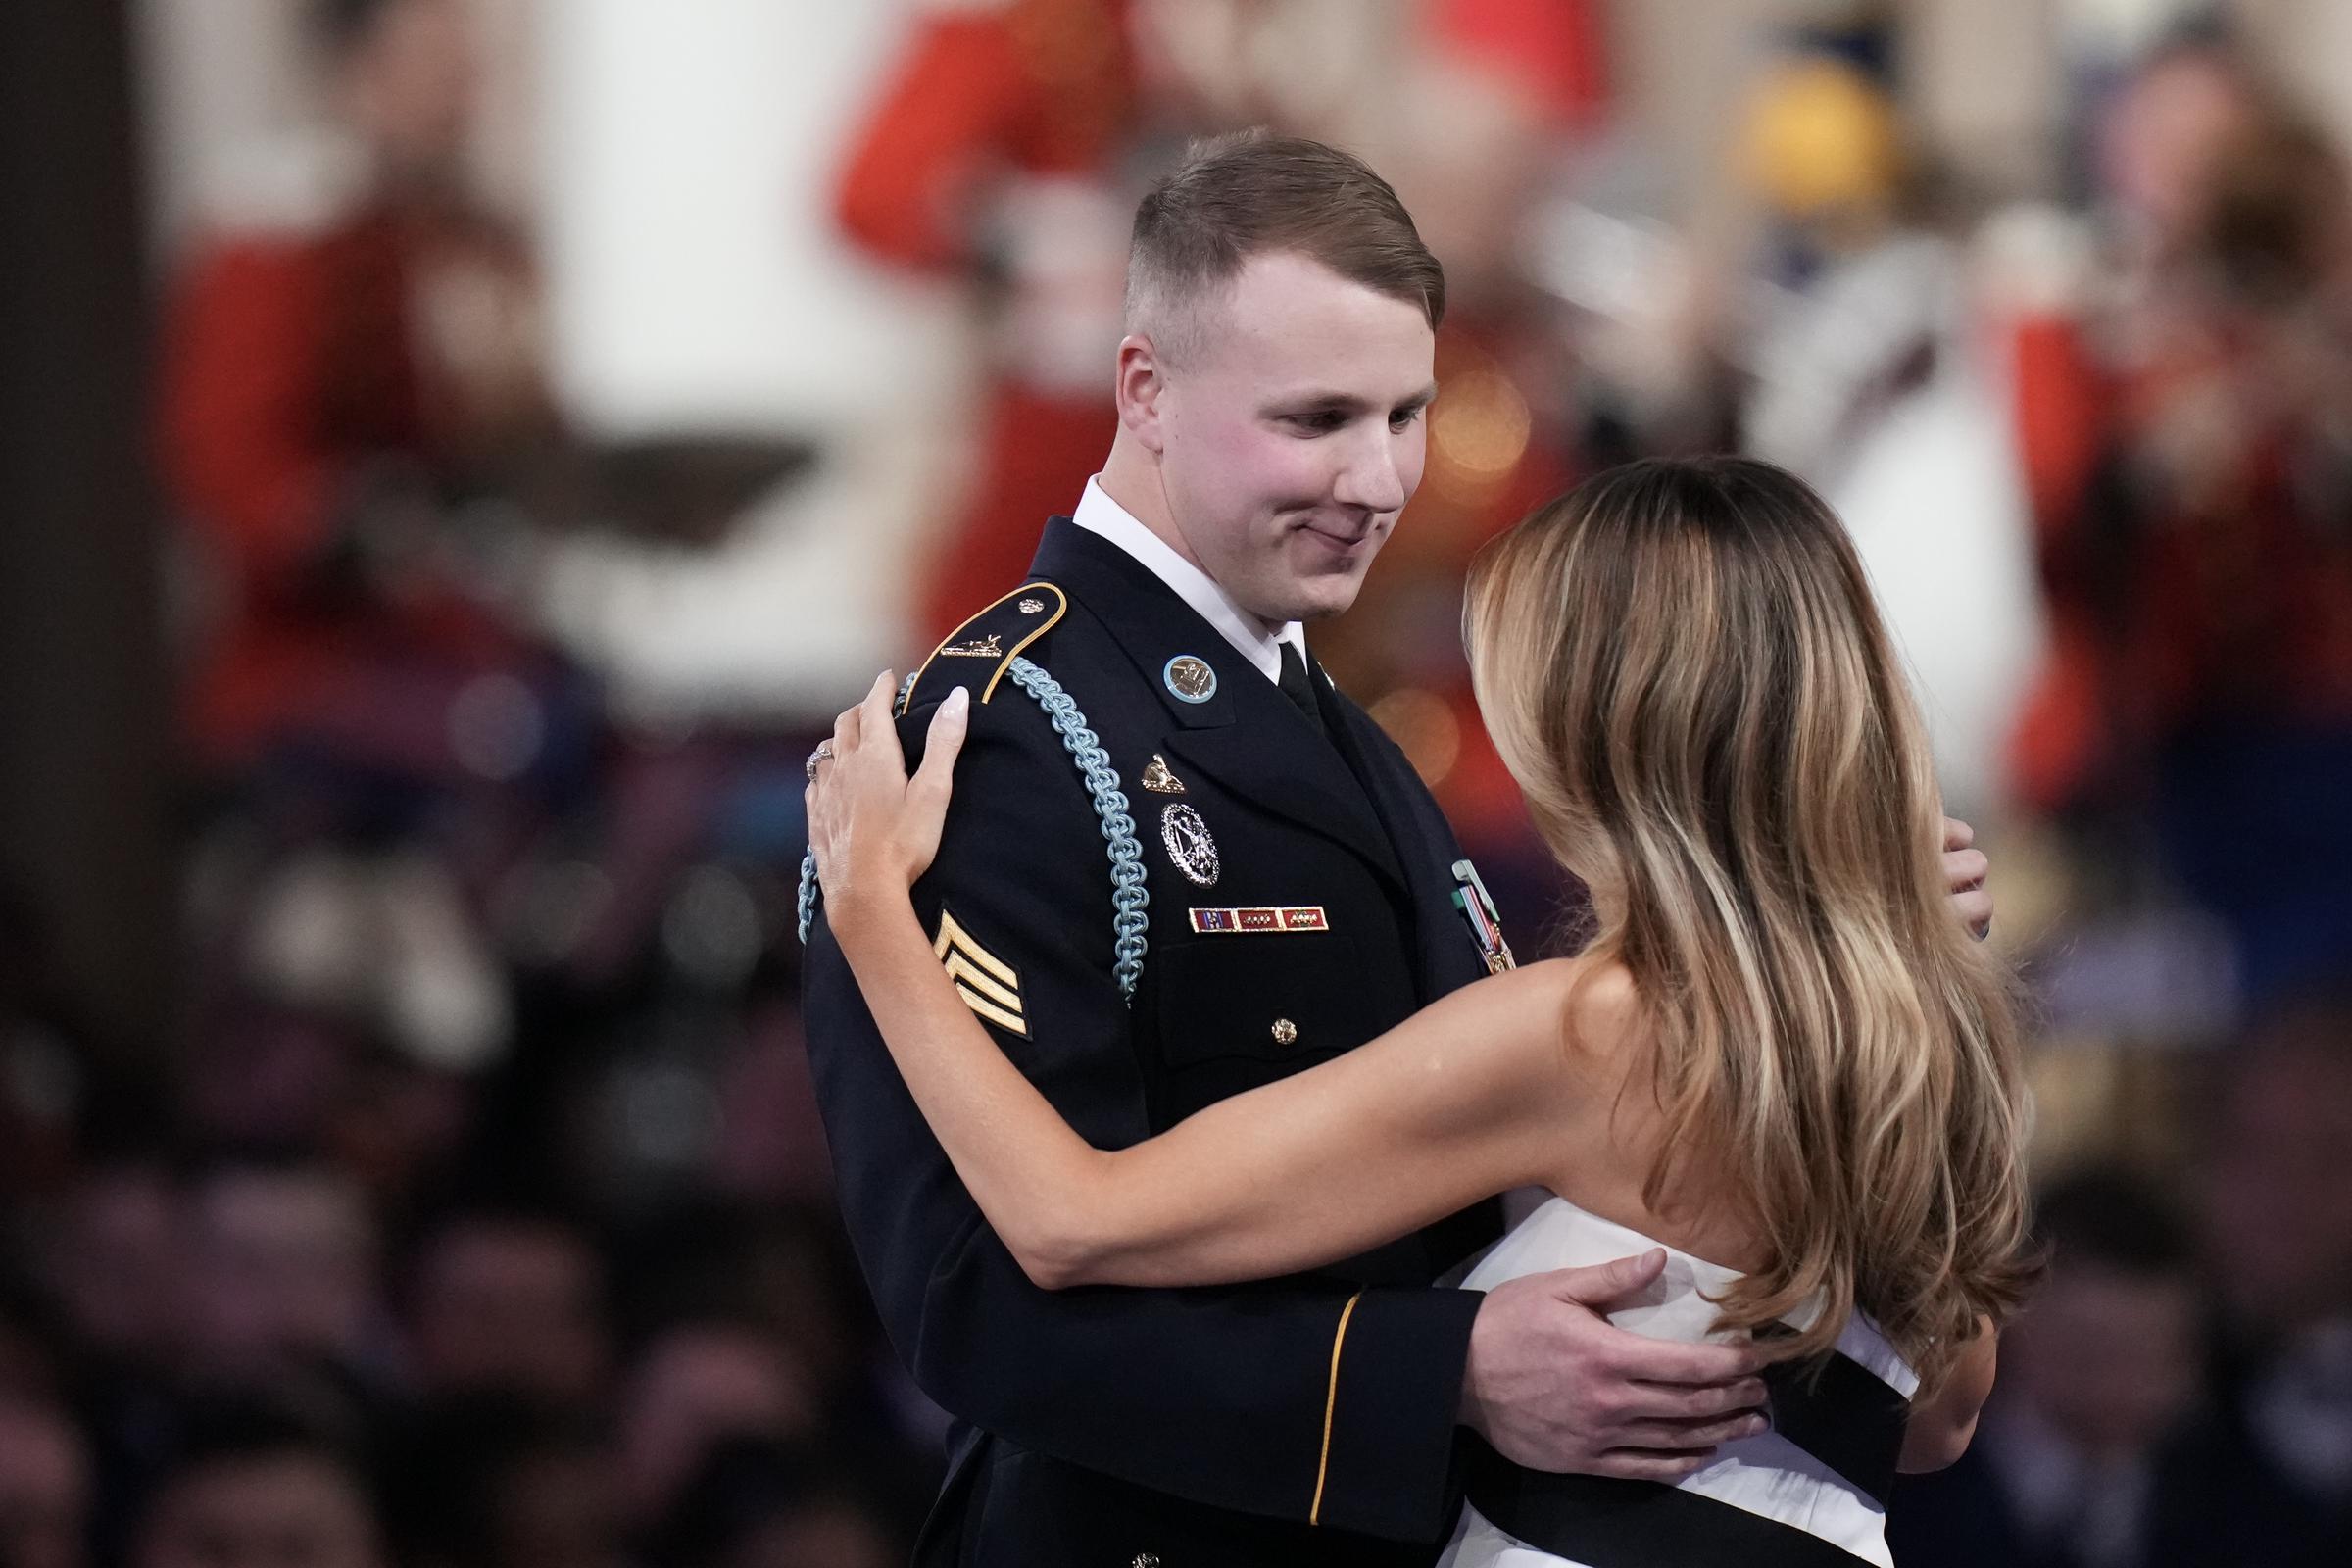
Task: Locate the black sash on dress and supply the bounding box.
[1755,1342,1910,1508]
[1463,1341,1910,1567]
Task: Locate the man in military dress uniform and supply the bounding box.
[800,133,1992,1567]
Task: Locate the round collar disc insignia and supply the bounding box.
[1163,655,1217,704]
[1158,804,1220,887]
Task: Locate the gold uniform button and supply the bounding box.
[1131,1556,1161,1568]
[1271,1018,1298,1046]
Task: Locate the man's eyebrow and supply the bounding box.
[1264,383,1441,414]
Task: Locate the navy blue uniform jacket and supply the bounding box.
[803,517,1510,1565]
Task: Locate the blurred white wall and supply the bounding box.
[135,0,322,252]
[135,0,540,252]
[540,0,965,438]
[531,1,974,719]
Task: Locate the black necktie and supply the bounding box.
[1278,640,1326,737]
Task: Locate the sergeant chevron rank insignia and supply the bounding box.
[933,908,1027,1036]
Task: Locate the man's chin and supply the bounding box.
[1264,573,1366,624]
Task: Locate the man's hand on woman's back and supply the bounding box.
[1459,1250,1771,1482]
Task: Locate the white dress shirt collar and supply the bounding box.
[1072,476,1304,683]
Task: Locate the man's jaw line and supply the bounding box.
[1096,449,1292,639]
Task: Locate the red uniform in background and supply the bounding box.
[2004,307,2126,811]
[159,196,546,776]
[1431,0,1608,131]
[2004,302,2352,811]
[835,0,1137,642]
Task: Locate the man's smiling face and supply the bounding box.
[1152,250,1437,624]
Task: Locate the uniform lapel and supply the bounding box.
[1031,520,1407,892]
[1162,721,1407,895]
[1322,683,1493,1001]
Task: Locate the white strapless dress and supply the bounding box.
[1437,1198,1919,1568]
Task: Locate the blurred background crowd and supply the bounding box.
[2,0,2350,1563]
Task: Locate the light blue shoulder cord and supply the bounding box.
[797,659,1151,1005]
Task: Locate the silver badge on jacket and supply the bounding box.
[1158,804,1220,887]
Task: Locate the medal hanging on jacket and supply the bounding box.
[1451,859,1516,974]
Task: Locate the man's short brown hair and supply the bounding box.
[1126,130,1445,365]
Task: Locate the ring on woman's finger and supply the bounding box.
[804,740,835,781]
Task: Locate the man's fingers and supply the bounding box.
[912,686,970,804]
[1549,1250,1667,1308]
[1953,887,1994,938]
[1941,834,1992,938]
[1586,1447,1719,1484]
[1611,1374,1770,1423]
[1613,1410,1769,1450]
[1602,1328,1768,1386]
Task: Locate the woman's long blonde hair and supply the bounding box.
[1465,457,2034,1388]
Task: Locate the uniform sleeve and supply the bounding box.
[832,14,1034,270]
[156,239,341,590]
[801,685,1483,1542]
[832,7,1130,271]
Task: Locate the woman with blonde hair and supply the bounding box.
[806,456,2035,1566]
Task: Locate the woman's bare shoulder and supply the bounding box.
[1528,954,1643,1054]
[1440,954,1583,1023]
[1430,955,1641,1087]
[1396,956,1642,1192]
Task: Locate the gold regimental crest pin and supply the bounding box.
[1158,804,1220,887]
[941,632,1004,658]
[1140,754,1186,794]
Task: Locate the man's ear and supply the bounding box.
[1114,333,1169,455]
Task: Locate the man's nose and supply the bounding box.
[1331,425,1408,514]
